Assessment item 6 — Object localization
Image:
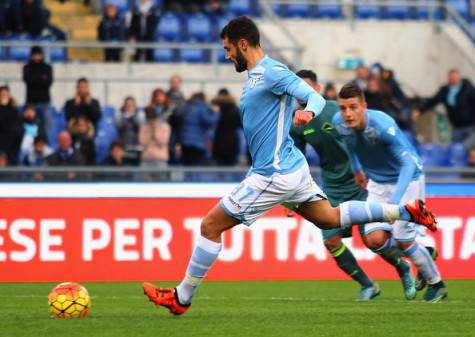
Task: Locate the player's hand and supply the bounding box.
[293,110,314,126]
[412,109,421,122]
[354,171,368,189]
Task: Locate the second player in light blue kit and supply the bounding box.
[333,83,447,302]
[142,17,438,315]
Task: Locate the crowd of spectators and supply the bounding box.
[1,46,475,173]
[96,0,229,62]
[0,0,66,40]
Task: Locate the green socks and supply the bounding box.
[330,244,373,288]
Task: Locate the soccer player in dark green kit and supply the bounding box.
[290,70,415,300]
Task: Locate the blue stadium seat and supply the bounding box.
[48,107,66,149]
[315,4,342,19]
[447,0,469,19]
[305,144,320,166]
[103,0,131,14]
[37,36,67,62]
[7,35,33,62]
[153,46,176,62]
[270,4,282,16]
[185,13,212,42]
[228,0,252,16]
[416,0,444,20]
[214,15,232,40]
[157,12,182,42]
[95,109,119,163]
[179,44,208,63]
[285,4,313,18]
[446,142,468,167]
[356,0,381,19]
[216,48,228,63]
[417,143,447,167]
[383,1,411,19]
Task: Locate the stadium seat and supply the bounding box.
[285,4,313,18]
[48,107,66,149]
[447,0,469,19]
[185,13,212,42]
[356,0,381,19]
[214,15,233,40]
[153,46,176,62]
[417,143,447,167]
[216,48,228,63]
[102,0,131,14]
[179,42,208,63]
[37,35,67,62]
[157,12,182,42]
[315,4,343,19]
[446,142,468,167]
[416,0,444,20]
[382,1,411,20]
[7,35,33,62]
[228,0,252,16]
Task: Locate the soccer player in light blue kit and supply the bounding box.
[333,83,447,302]
[142,17,437,315]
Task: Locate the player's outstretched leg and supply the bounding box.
[143,204,240,315]
[324,232,380,301]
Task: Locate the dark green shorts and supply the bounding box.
[321,187,368,240]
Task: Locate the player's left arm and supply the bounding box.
[383,126,418,204]
[264,66,325,124]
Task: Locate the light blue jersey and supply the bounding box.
[332,109,423,204]
[240,55,325,177]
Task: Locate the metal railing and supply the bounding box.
[0,166,474,183]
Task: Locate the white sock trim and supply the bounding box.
[198,235,222,254]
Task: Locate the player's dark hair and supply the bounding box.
[220,16,260,46]
[296,70,318,84]
[338,83,365,102]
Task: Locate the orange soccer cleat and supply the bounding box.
[142,283,190,315]
[404,199,437,232]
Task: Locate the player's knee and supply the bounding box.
[200,216,220,240]
[324,235,342,251]
[364,236,385,252]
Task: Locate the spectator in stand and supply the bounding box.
[70,115,96,165]
[46,131,85,167]
[0,151,7,167]
[22,134,52,166]
[371,63,412,130]
[468,147,475,167]
[23,46,53,132]
[364,76,391,113]
[129,0,160,62]
[352,65,369,91]
[206,0,227,16]
[211,88,241,166]
[20,0,47,36]
[180,92,217,166]
[323,82,337,100]
[145,88,172,120]
[115,96,145,165]
[139,108,171,167]
[0,86,23,165]
[167,75,185,164]
[414,69,475,143]
[65,77,101,134]
[19,105,46,160]
[103,140,129,166]
[97,3,126,62]
[167,74,185,110]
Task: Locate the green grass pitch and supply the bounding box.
[1,280,474,337]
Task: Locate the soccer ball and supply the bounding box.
[48,282,91,318]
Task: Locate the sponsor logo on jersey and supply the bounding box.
[387,127,396,136]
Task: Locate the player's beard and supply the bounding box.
[233,48,247,73]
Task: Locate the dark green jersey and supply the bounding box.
[290,100,366,201]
